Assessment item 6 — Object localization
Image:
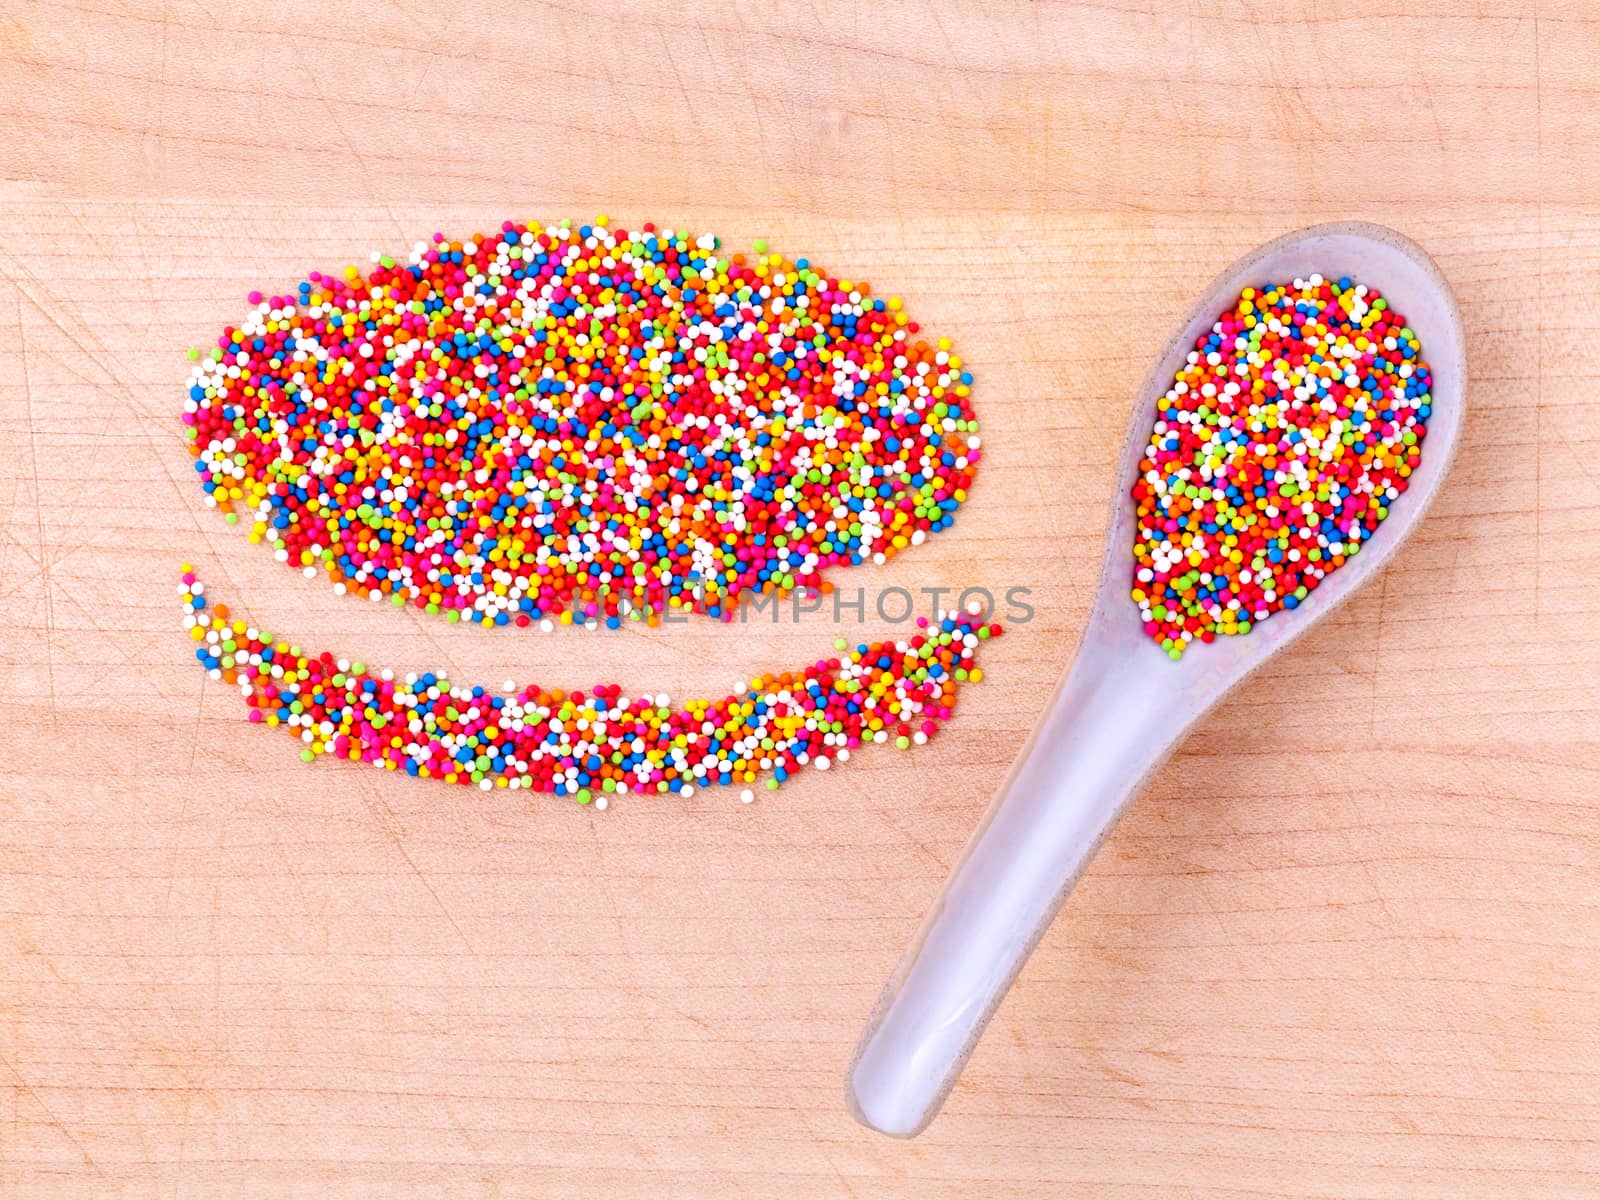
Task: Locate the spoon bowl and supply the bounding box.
[846,221,1467,1138]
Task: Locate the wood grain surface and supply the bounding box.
[2,1,1599,1195]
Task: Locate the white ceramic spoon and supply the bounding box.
[846,222,1467,1138]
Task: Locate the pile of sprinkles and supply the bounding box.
[183,217,979,627]
[180,569,1000,803]
[1132,274,1433,658]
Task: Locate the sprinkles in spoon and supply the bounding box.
[1131,274,1432,658]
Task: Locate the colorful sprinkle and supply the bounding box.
[180,569,1001,799]
[1131,274,1432,658]
[183,220,980,627]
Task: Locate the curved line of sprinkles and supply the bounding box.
[180,568,1001,805]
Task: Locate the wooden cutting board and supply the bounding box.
[2,2,1598,1195]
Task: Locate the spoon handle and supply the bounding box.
[847,647,1171,1137]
